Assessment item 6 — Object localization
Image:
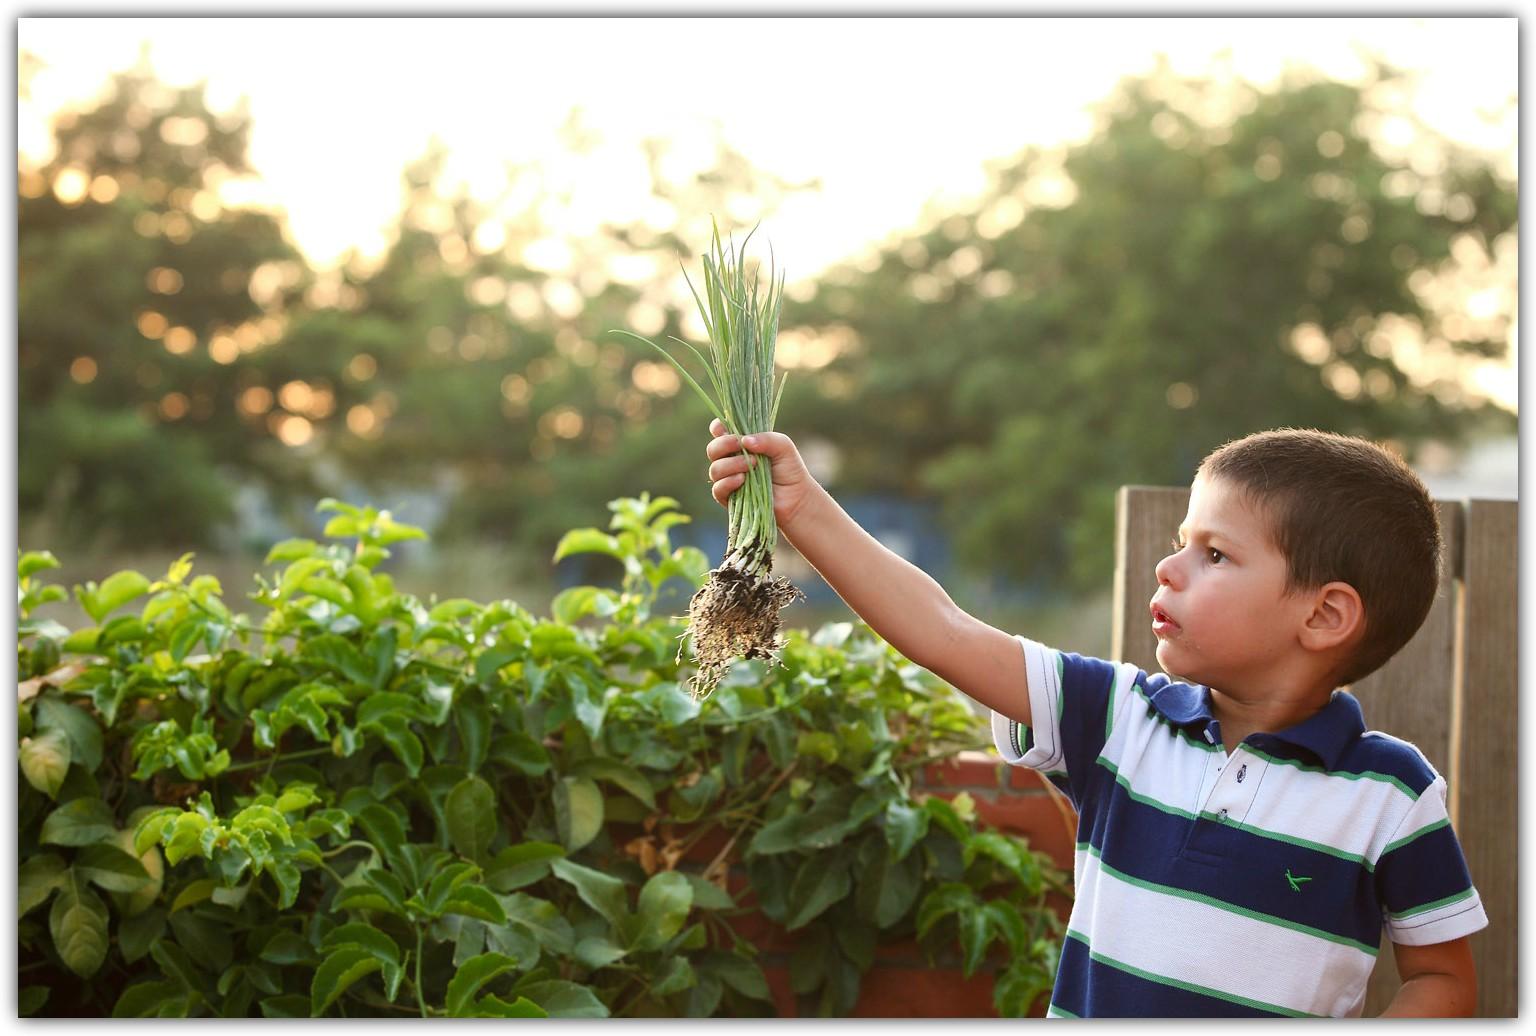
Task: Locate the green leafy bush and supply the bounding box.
[17,494,1067,1018]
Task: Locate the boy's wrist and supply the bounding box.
[780,479,829,542]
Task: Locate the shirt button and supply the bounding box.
[1217,808,1229,821]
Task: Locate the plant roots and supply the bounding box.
[680,560,804,700]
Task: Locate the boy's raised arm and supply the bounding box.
[706,421,1032,727]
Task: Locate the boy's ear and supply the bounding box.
[1299,581,1365,654]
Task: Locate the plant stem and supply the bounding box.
[222,746,332,773]
[414,928,428,1018]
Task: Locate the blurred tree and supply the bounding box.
[303,121,817,581]
[18,54,306,550]
[778,65,1517,590]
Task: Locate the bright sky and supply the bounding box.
[16,16,1519,406]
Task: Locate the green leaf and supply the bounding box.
[446,952,519,1017]
[74,842,153,892]
[783,851,852,930]
[20,549,61,579]
[258,994,312,1018]
[39,797,115,846]
[551,528,624,563]
[549,858,629,929]
[550,585,617,624]
[676,872,733,912]
[441,884,509,925]
[704,951,772,1000]
[60,626,101,653]
[259,930,319,965]
[80,570,151,623]
[638,681,700,726]
[428,598,481,622]
[916,882,976,940]
[310,946,383,1016]
[171,877,217,912]
[512,978,609,1019]
[321,923,401,967]
[119,906,167,963]
[573,934,628,969]
[167,617,206,662]
[569,756,657,809]
[454,693,491,774]
[485,841,564,893]
[302,634,373,685]
[958,902,993,977]
[487,730,551,776]
[372,714,424,776]
[500,892,575,956]
[50,872,110,977]
[552,775,603,852]
[884,800,929,860]
[163,813,212,865]
[445,775,497,861]
[19,853,68,915]
[169,909,234,973]
[19,985,49,1016]
[857,840,923,927]
[472,994,547,1017]
[632,870,692,951]
[113,980,186,1018]
[264,538,321,564]
[651,956,696,997]
[19,729,70,798]
[355,803,408,861]
[133,808,180,856]
[35,696,103,772]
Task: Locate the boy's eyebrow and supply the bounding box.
[1176,522,1249,551]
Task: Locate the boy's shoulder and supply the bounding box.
[1332,724,1444,798]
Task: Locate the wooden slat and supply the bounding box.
[1356,500,1463,1014]
[1112,486,1191,671]
[1350,500,1462,774]
[1452,499,1518,1017]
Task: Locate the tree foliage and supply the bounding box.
[777,66,1516,588]
[19,59,1515,596]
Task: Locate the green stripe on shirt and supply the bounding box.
[1064,929,1319,1017]
[1080,844,1380,956]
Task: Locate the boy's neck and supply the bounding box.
[1208,685,1334,751]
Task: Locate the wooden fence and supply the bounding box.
[1111,487,1517,1018]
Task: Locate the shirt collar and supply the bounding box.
[1143,679,1365,768]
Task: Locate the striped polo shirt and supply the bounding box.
[991,637,1488,1018]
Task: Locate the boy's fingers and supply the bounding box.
[707,455,757,483]
[711,473,745,507]
[705,434,741,461]
[709,418,726,435]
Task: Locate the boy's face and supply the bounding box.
[1149,475,1310,693]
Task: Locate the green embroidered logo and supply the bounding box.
[1285,868,1313,893]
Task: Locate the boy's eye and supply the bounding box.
[1207,548,1226,564]
[1170,536,1184,553]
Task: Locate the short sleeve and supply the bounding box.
[989,637,1141,812]
[1374,774,1489,946]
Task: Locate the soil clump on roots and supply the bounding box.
[681,560,804,699]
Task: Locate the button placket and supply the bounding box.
[1203,748,1264,825]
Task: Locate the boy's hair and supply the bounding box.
[1198,428,1442,685]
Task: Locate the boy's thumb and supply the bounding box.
[740,433,786,455]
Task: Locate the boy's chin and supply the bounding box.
[1154,642,1202,684]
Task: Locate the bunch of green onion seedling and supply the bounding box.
[613,220,803,699]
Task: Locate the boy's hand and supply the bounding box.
[705,419,818,530]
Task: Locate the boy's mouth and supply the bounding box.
[1150,601,1181,638]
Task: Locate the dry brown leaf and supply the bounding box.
[18,662,86,703]
[623,836,659,876]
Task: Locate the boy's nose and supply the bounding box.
[1154,551,1181,588]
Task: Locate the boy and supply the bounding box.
[704,420,1485,1017]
